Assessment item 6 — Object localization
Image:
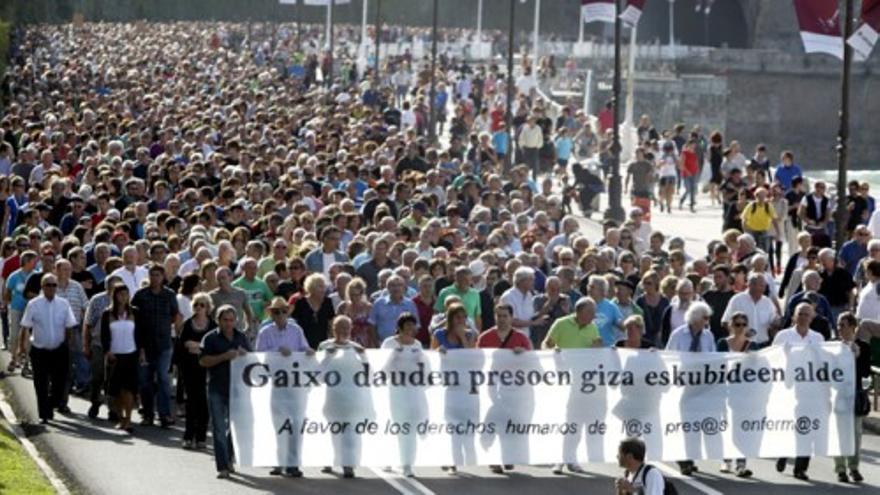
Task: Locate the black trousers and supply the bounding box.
[30,343,69,420]
[182,366,208,442]
[779,456,810,473]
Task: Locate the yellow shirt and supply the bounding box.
[741,201,775,232]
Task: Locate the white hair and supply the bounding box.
[514,266,536,284]
[685,301,713,326]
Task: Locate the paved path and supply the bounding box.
[3,349,880,495]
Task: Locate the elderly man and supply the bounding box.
[772,303,824,481]
[210,266,255,333]
[530,276,571,350]
[55,259,90,397]
[666,301,716,476]
[255,297,313,478]
[586,275,624,347]
[435,266,482,330]
[109,245,148,298]
[20,274,77,423]
[545,216,579,264]
[500,266,541,341]
[233,257,273,329]
[817,247,856,323]
[721,273,778,346]
[784,270,834,331]
[369,275,419,342]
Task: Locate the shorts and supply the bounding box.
[659,176,676,187]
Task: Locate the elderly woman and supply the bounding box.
[177,292,216,449]
[291,273,336,350]
[660,278,695,346]
[337,277,377,348]
[666,301,716,476]
[615,315,653,348]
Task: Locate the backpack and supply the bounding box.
[641,464,678,495]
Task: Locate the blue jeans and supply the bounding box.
[138,348,172,419]
[209,391,233,472]
[679,175,697,208]
[70,331,91,388]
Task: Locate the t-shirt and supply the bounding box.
[232,276,273,321]
[680,149,699,177]
[594,299,624,346]
[435,285,482,321]
[476,328,533,350]
[546,314,600,349]
[554,137,573,160]
[626,464,665,495]
[6,269,32,312]
[200,328,252,398]
[627,160,655,193]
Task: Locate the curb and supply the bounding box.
[0,388,71,495]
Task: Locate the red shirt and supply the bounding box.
[412,294,435,347]
[680,149,699,178]
[476,327,533,350]
[598,108,613,134]
[490,108,505,132]
[2,255,20,279]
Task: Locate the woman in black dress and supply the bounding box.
[708,131,724,205]
[177,292,216,449]
[101,283,138,432]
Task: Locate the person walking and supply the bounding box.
[100,283,138,432]
[177,292,216,450]
[833,312,870,484]
[715,311,755,478]
[615,437,668,495]
[199,305,251,479]
[19,274,77,423]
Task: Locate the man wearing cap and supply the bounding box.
[255,297,313,478]
[20,273,77,423]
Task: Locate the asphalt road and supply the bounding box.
[2,349,880,495]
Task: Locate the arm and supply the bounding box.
[199,349,237,368]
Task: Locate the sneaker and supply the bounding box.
[567,464,586,474]
[343,467,355,478]
[216,470,230,479]
[735,467,752,478]
[490,465,504,474]
[838,472,850,483]
[720,461,733,473]
[321,466,333,474]
[269,467,284,476]
[851,470,863,483]
[447,466,457,475]
[182,440,195,450]
[551,464,564,475]
[793,470,809,481]
[401,466,414,478]
[87,404,100,419]
[503,465,513,470]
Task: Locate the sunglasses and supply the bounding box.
[732,321,747,328]
[271,309,287,315]
[43,283,58,288]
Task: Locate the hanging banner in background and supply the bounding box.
[620,0,648,26]
[848,0,880,59]
[792,0,843,58]
[230,345,854,467]
[582,0,616,24]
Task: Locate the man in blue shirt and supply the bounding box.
[773,150,802,192]
[586,275,624,346]
[5,250,38,373]
[839,226,870,277]
[368,275,419,341]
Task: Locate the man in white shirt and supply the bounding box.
[500,267,538,339]
[19,274,77,423]
[772,302,823,481]
[518,115,544,178]
[110,246,148,298]
[721,273,778,345]
[856,260,880,320]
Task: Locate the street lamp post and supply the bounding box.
[506,0,516,173]
[533,0,541,61]
[374,0,382,83]
[667,0,675,51]
[835,0,854,249]
[605,0,625,223]
[428,0,439,143]
[327,0,336,86]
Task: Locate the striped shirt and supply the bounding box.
[57,279,89,325]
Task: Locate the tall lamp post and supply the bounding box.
[835,0,854,249]
[532,0,541,61]
[605,0,625,223]
[327,0,336,86]
[505,0,516,173]
[374,0,382,83]
[428,0,439,143]
[667,0,675,51]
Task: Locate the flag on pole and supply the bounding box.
[792,0,843,58]
[581,0,615,24]
[620,0,647,26]
[848,0,880,59]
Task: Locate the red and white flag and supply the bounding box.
[848,0,880,59]
[581,0,616,24]
[792,0,843,58]
[620,0,648,26]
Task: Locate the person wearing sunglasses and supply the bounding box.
[19,274,77,423]
[715,311,756,478]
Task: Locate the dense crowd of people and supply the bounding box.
[0,20,876,488]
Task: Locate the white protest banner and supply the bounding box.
[230,344,854,467]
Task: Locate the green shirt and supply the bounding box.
[434,285,482,320]
[232,276,273,321]
[547,314,600,349]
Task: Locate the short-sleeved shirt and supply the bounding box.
[369,296,420,341]
[435,285,482,320]
[133,286,180,355]
[84,291,111,341]
[476,328,533,350]
[209,287,250,330]
[547,314,600,349]
[232,276,274,321]
[594,299,624,347]
[200,328,252,398]
[6,269,33,312]
[21,295,77,350]
[255,319,310,352]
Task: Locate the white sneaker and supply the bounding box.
[567,463,586,474]
[551,463,565,475]
[402,466,414,477]
[720,461,733,473]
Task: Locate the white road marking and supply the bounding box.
[656,462,724,495]
[369,467,437,495]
